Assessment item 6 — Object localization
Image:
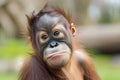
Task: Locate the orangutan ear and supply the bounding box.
[70,23,76,37]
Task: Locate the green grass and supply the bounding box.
[0,38,32,59]
[0,72,18,80]
[88,49,120,80]
[94,55,120,80]
[0,39,120,80]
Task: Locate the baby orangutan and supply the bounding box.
[19,6,99,80]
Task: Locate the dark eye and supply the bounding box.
[54,31,60,36]
[41,35,48,40]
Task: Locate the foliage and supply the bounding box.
[99,12,112,24]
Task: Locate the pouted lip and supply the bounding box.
[46,51,66,59]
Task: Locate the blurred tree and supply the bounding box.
[48,0,90,25]
[0,0,46,38]
[99,11,112,23]
[74,0,90,25]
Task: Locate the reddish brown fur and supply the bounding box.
[19,6,100,80]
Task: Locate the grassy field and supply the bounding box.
[0,73,18,80]
[0,39,120,80]
[0,39,32,59]
[95,55,120,80]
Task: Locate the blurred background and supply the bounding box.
[0,0,120,80]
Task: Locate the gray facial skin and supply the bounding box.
[35,13,72,68]
[43,42,71,68]
[36,14,59,30]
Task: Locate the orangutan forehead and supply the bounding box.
[36,14,59,30]
[35,14,70,30]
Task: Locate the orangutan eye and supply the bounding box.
[41,34,48,40]
[39,31,49,44]
[54,31,60,36]
[53,30,64,39]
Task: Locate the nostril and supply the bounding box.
[50,42,59,48]
[55,43,59,47]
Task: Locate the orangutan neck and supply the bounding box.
[62,54,83,80]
